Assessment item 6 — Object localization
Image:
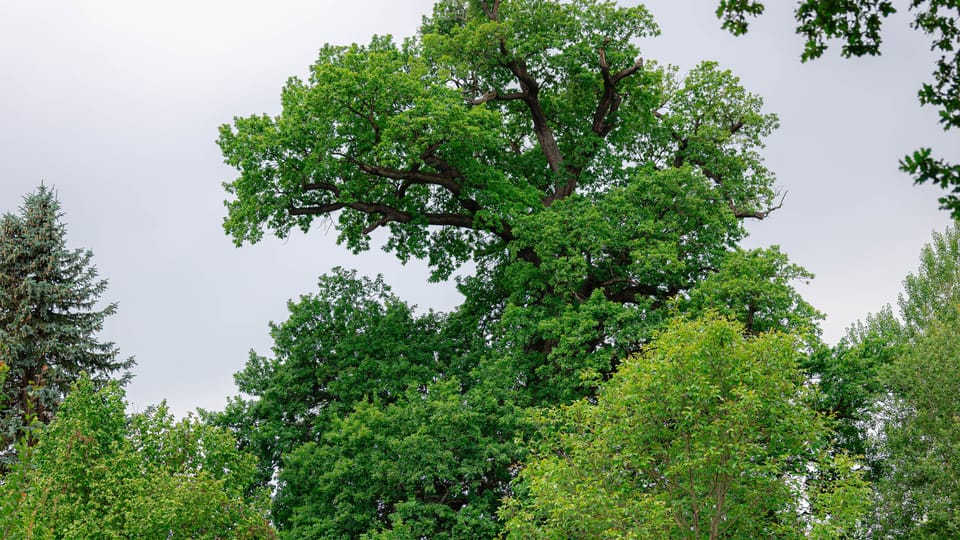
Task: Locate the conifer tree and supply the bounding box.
[0,186,132,458]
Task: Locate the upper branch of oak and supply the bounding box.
[476,7,648,207]
[290,151,509,239]
[594,41,644,139]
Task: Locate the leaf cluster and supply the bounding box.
[502,315,869,539]
[0,375,274,539]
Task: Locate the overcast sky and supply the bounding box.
[1,1,954,416]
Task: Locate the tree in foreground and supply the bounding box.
[714,1,960,216]
[501,315,869,539]
[0,375,275,539]
[0,186,133,458]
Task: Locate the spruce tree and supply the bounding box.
[0,186,132,457]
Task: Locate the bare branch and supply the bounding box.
[468,90,526,105]
[731,191,787,220]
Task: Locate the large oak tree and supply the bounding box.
[215,1,817,537]
[219,0,782,399]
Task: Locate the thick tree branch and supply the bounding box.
[355,206,476,235]
[293,199,475,233]
[302,182,341,195]
[289,202,346,215]
[355,162,463,194]
[468,90,526,105]
[479,0,501,21]
[503,56,564,178]
[594,43,644,138]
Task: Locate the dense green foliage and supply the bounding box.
[502,315,869,539]
[212,0,823,535]
[208,1,886,537]
[210,269,522,536]
[876,311,960,538]
[0,2,954,538]
[714,1,960,217]
[809,306,904,461]
[218,0,786,412]
[0,186,132,459]
[797,224,960,537]
[869,225,960,537]
[0,375,274,539]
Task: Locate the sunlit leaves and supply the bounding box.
[502,315,869,539]
[0,376,274,539]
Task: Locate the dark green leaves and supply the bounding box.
[0,186,132,461]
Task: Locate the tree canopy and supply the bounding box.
[871,224,960,537]
[212,2,837,537]
[219,0,785,403]
[220,0,780,279]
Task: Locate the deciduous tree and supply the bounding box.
[501,315,869,539]
[0,375,275,539]
[876,310,960,538]
[219,0,782,402]
[216,0,809,536]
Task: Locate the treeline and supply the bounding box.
[1,1,958,538]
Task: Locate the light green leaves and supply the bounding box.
[503,315,868,539]
[0,375,274,539]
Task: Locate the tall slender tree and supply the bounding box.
[0,186,132,457]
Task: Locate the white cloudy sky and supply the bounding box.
[1,1,954,416]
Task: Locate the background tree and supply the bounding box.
[810,306,905,462]
[277,378,521,539]
[500,315,869,539]
[0,186,132,458]
[866,224,960,537]
[800,224,960,535]
[713,1,960,216]
[898,223,960,331]
[219,0,781,401]
[0,375,275,539]
[212,269,457,488]
[875,309,960,538]
[209,268,522,536]
[682,246,822,338]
